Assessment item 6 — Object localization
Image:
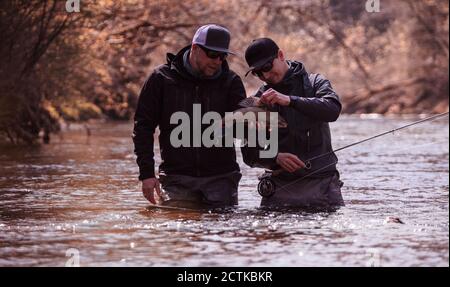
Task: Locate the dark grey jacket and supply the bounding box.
[242,61,341,179]
[133,46,246,180]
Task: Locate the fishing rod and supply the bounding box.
[258,111,449,197]
[147,204,200,212]
[303,111,449,169]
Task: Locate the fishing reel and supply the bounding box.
[257,174,276,198]
[257,160,311,198]
[305,161,312,170]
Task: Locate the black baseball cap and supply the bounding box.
[192,24,235,54]
[244,38,279,76]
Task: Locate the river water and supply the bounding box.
[0,115,448,266]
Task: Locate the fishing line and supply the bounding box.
[304,112,449,169]
[259,112,449,197]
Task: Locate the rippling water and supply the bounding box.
[0,115,448,266]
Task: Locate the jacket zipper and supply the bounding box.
[307,130,311,152]
[194,85,200,176]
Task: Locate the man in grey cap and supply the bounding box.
[133,24,246,209]
[241,38,344,210]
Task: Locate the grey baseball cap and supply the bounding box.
[192,24,235,55]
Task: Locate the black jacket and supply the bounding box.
[133,46,246,180]
[242,61,342,179]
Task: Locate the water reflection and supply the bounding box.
[0,116,448,266]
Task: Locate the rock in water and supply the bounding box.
[385,216,405,224]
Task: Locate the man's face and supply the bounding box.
[253,50,286,85]
[192,44,226,77]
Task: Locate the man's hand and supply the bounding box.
[260,88,290,107]
[276,153,306,173]
[142,177,162,204]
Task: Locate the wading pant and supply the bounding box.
[159,171,242,209]
[260,172,344,210]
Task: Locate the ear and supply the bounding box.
[278,50,285,61]
[191,44,198,54]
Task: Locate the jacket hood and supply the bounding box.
[286,60,306,78]
[258,60,315,99]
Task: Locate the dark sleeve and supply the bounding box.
[241,144,279,170]
[228,74,247,110]
[289,74,342,122]
[132,71,162,181]
[226,74,246,138]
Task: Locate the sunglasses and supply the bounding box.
[251,57,275,77]
[198,45,228,61]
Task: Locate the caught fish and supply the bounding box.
[238,96,264,108]
[222,96,288,129]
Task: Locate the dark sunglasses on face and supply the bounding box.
[198,45,228,61]
[251,58,275,77]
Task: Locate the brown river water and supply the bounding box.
[0,115,448,266]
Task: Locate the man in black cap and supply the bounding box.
[133,24,246,209]
[241,38,344,210]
